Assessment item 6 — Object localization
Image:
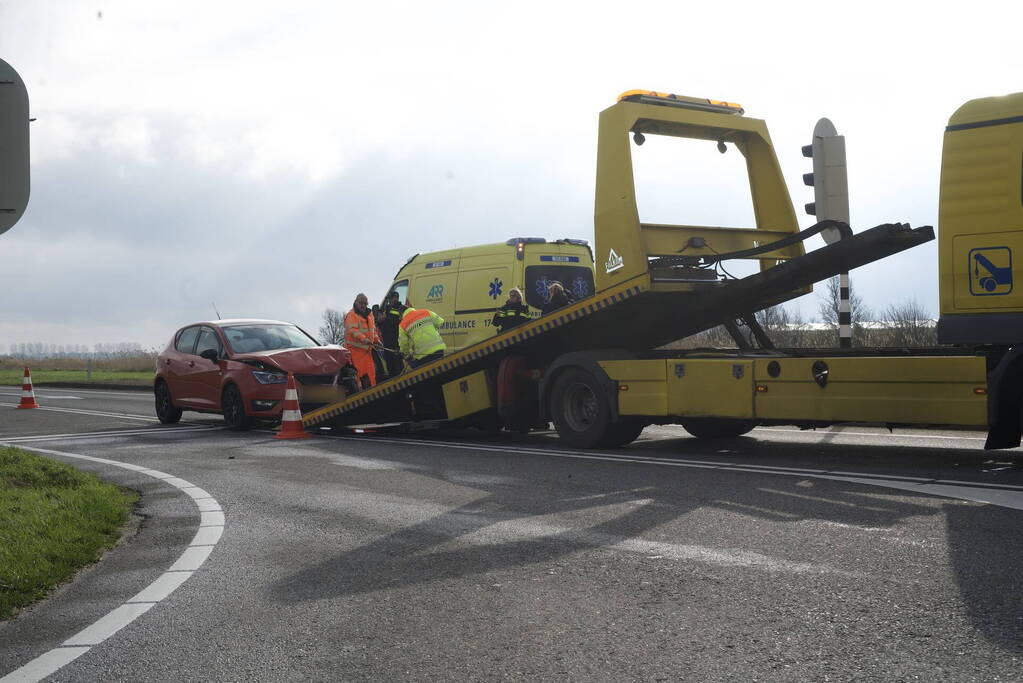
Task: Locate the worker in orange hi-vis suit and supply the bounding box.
[344,292,382,389]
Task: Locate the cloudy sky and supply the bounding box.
[1,1,1019,350]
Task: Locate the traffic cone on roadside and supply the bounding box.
[275,372,310,439]
[17,367,40,409]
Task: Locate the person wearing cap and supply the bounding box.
[378,291,407,379]
[344,293,382,388]
[492,287,532,333]
[399,305,446,369]
[541,281,573,315]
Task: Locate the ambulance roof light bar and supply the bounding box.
[617,90,744,116]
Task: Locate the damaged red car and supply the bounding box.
[154,319,358,429]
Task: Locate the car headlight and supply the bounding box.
[251,370,288,384]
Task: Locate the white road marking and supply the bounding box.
[0,402,158,422]
[61,603,156,646]
[327,434,1023,510]
[201,511,225,527]
[10,394,84,400]
[125,571,194,603]
[0,447,225,683]
[168,546,215,572]
[0,387,149,398]
[757,426,988,442]
[0,647,91,682]
[458,515,850,576]
[0,425,219,444]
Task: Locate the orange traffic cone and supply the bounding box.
[17,367,40,409]
[275,372,310,439]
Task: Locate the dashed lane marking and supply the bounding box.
[0,447,225,683]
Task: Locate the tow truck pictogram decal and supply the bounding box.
[968,246,1012,296]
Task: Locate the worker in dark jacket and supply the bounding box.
[541,281,573,315]
[492,287,531,333]
[378,291,406,379]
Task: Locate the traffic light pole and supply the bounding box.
[0,58,30,237]
[802,118,851,348]
[839,272,851,348]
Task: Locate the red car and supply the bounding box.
[154,319,356,429]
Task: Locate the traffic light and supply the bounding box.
[801,118,848,245]
[0,58,30,236]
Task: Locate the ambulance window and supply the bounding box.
[523,266,595,310]
[389,280,409,305]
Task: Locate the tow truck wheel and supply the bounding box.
[681,418,757,439]
[222,384,253,430]
[154,381,182,424]
[550,368,617,448]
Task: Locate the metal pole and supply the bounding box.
[839,272,851,348]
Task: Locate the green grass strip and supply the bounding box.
[0,370,152,386]
[0,446,139,620]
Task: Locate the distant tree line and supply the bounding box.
[670,276,938,349]
[1,342,155,359]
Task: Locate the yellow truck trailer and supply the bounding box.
[305,89,1023,452]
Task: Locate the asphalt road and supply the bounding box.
[1,385,1022,681]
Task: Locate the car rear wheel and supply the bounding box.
[222,384,253,430]
[154,380,183,424]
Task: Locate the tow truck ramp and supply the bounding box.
[304,221,933,430]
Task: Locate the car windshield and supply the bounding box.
[222,324,319,354]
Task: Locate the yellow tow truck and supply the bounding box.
[304,89,1023,451]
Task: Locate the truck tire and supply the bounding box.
[604,418,645,448]
[681,418,757,440]
[550,368,619,448]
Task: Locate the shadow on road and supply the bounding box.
[267,428,1023,651]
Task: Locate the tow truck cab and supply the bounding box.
[386,238,595,353]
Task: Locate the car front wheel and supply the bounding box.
[154,380,183,424]
[222,384,253,430]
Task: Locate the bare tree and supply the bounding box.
[817,275,873,346]
[756,304,813,347]
[818,276,870,327]
[318,308,345,345]
[877,299,936,347]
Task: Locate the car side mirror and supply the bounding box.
[199,349,219,363]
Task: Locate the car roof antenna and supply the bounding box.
[211,302,222,320]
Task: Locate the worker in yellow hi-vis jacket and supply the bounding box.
[398,306,446,369]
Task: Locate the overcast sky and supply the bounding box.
[1,1,1019,350]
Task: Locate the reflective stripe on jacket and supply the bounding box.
[491,302,532,332]
[344,309,380,350]
[379,305,405,345]
[398,308,446,359]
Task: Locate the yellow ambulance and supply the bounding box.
[384,237,595,352]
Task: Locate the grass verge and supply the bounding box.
[0,446,139,620]
[0,370,152,386]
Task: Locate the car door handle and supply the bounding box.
[188,361,195,367]
[164,359,171,365]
